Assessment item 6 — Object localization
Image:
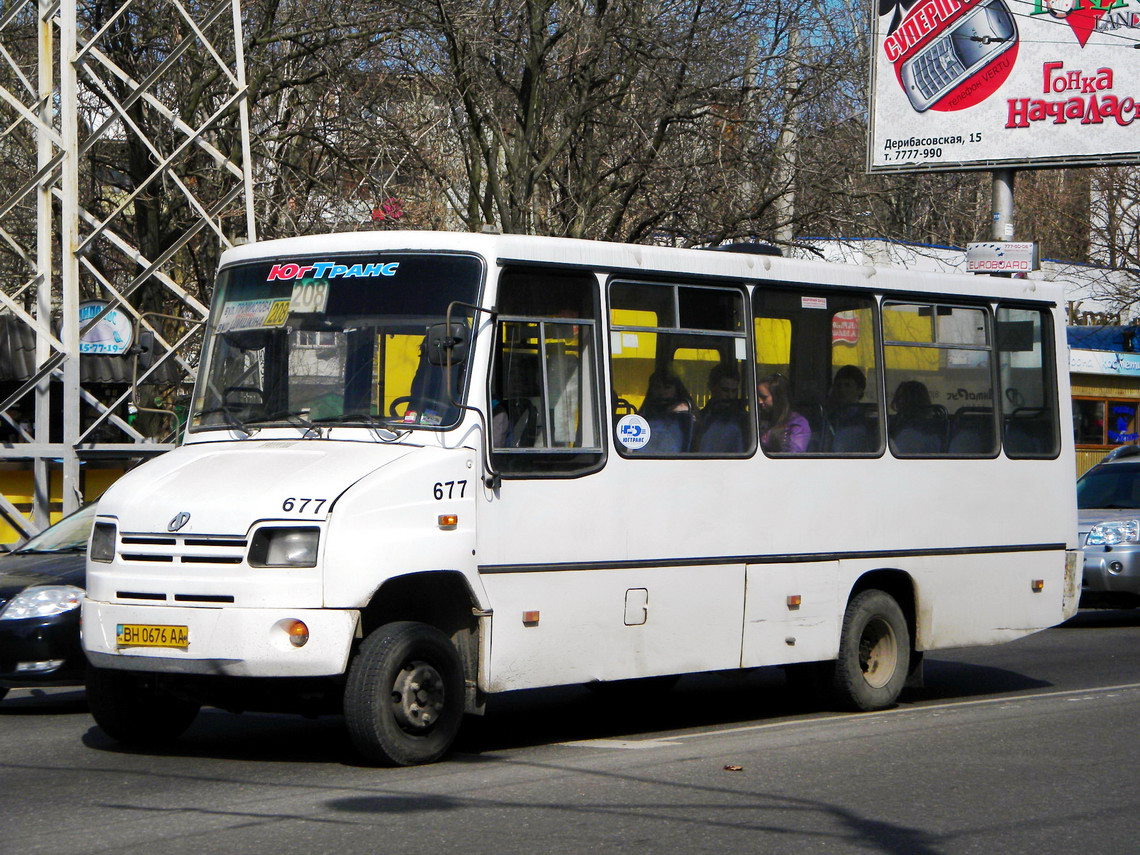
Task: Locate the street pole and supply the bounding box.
[992,168,1015,241]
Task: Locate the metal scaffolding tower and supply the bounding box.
[0,0,254,537]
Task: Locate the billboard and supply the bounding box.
[868,0,1140,172]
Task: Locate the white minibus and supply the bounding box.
[82,231,1081,765]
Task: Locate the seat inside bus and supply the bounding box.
[890,404,949,454]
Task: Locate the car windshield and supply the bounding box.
[15,504,97,553]
[190,252,483,432]
[1077,462,1140,509]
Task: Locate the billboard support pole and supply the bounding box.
[992,168,1016,241]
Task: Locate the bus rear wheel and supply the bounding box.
[830,589,910,712]
[86,666,200,745]
[344,621,465,766]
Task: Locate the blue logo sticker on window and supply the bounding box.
[616,414,651,450]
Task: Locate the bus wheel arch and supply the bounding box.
[848,569,917,644]
[830,570,918,711]
[356,571,482,713]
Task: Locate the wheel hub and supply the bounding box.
[391,660,446,731]
[858,616,899,689]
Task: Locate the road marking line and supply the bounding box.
[558,738,683,749]
[556,682,1140,750]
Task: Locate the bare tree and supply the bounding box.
[4,0,1133,286]
[356,0,864,244]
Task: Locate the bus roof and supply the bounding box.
[218,230,1063,306]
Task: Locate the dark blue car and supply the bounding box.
[0,504,95,701]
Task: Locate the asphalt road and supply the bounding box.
[3,609,1138,855]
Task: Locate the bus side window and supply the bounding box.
[883,302,997,458]
[752,287,883,456]
[610,280,752,457]
[490,268,604,477]
[997,306,1059,458]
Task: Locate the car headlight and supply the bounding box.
[89,521,117,563]
[0,585,85,620]
[248,527,319,567]
[1086,520,1140,546]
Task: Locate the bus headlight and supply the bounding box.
[249,527,320,567]
[89,522,117,563]
[1086,520,1140,546]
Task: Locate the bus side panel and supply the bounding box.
[839,551,1071,652]
[479,564,745,693]
[741,561,840,667]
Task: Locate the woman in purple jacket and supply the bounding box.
[757,373,811,454]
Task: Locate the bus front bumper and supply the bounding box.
[82,600,359,678]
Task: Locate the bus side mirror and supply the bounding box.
[426,321,469,366]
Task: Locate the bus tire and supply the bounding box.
[86,666,200,745]
[830,589,910,712]
[344,621,465,766]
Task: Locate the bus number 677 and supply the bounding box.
[433,480,467,500]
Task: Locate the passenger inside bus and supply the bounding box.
[758,373,811,454]
[695,363,750,453]
[640,371,695,453]
[889,379,947,454]
[826,365,876,453]
[827,365,866,411]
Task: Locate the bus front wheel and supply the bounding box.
[344,621,465,766]
[86,666,200,745]
[830,590,910,712]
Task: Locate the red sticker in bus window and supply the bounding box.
[833,311,860,344]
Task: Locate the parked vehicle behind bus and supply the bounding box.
[1077,445,1140,608]
[82,232,1081,765]
[1,504,96,700]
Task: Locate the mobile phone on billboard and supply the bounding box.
[899,0,1017,113]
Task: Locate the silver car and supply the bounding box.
[1078,446,1140,608]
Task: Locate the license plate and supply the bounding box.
[116,623,189,649]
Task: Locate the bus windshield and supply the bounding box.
[189,252,483,432]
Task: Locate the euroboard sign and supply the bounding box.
[868,0,1140,172]
[965,240,1040,271]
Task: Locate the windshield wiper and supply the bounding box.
[249,409,321,434]
[317,412,409,440]
[194,405,256,436]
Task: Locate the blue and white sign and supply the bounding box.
[616,414,651,450]
[1070,348,1140,378]
[79,300,133,355]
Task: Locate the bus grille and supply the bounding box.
[117,533,249,566]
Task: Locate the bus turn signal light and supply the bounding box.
[787,595,802,610]
[522,611,540,626]
[1031,579,1045,593]
[287,620,309,647]
[438,514,458,529]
